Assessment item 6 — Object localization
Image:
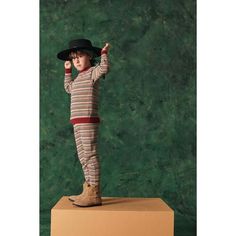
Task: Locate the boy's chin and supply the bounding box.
[78,67,86,71]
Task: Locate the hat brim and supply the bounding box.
[57,46,102,61]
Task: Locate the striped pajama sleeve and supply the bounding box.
[91,50,109,84]
[64,68,73,94]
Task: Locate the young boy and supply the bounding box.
[57,39,110,207]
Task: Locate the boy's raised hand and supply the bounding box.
[102,43,110,52]
[64,61,72,69]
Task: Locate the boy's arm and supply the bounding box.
[64,61,73,94]
[91,43,110,84]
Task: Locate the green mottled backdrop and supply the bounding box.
[40,0,196,235]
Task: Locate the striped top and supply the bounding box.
[64,52,109,124]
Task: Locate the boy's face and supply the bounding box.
[70,51,92,71]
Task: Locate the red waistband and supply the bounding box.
[70,117,100,124]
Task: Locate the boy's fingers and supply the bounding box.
[64,61,72,69]
[103,43,110,50]
[65,61,71,65]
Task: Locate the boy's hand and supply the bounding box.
[64,61,72,69]
[102,43,110,52]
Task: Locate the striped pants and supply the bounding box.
[73,123,100,186]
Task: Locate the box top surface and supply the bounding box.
[52,197,174,212]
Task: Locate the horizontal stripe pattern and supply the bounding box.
[74,123,100,185]
[64,53,109,122]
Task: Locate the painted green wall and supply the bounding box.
[40,0,196,235]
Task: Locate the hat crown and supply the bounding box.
[57,38,101,61]
[69,39,92,49]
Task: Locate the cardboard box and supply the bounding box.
[51,196,174,236]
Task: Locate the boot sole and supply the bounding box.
[72,202,102,207]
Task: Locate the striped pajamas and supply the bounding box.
[73,123,100,186]
[64,52,109,186]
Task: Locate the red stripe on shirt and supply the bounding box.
[70,117,100,124]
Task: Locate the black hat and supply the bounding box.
[57,39,102,61]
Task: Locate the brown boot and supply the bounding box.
[73,183,102,207]
[68,181,88,202]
